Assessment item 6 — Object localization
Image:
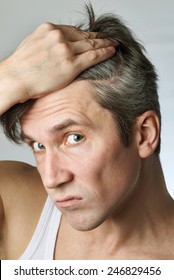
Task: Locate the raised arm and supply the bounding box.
[0,23,116,115]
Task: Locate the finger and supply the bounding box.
[67,29,98,42]
[54,25,98,41]
[70,38,118,55]
[34,23,97,42]
[73,46,116,72]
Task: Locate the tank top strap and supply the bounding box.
[19,196,61,260]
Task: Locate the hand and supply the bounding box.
[3,23,116,103]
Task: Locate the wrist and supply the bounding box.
[0,58,25,115]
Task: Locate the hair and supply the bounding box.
[0,3,161,154]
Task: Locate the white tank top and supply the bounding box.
[19,196,61,260]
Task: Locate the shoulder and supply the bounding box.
[0,161,47,259]
[0,160,47,218]
[0,160,43,191]
[0,160,38,180]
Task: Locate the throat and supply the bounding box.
[54,214,129,260]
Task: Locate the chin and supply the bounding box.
[70,222,98,232]
[67,211,105,232]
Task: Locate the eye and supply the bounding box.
[32,142,45,151]
[66,134,84,145]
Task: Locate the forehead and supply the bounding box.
[25,81,93,116]
[21,80,114,134]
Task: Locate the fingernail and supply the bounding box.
[106,46,116,54]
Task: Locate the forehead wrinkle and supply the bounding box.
[21,80,108,140]
[22,80,100,122]
[23,94,92,121]
[48,118,86,135]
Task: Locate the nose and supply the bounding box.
[41,151,74,189]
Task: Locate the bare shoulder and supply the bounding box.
[0,161,47,259]
[0,160,44,192]
[0,160,47,219]
[0,160,39,182]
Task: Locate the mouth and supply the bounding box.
[56,196,83,208]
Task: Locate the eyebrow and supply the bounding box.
[49,119,82,135]
[22,118,88,141]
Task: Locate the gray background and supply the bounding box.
[0,0,173,196]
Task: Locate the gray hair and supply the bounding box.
[0,3,161,154]
[77,4,161,153]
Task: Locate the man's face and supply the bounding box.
[22,80,140,231]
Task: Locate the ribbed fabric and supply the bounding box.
[19,196,61,260]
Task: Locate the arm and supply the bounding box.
[0,23,116,115]
[0,161,47,259]
[0,193,4,226]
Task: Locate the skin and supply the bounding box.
[21,80,174,259]
[0,22,116,259]
[0,161,47,259]
[0,22,174,259]
[22,81,140,231]
[0,23,116,115]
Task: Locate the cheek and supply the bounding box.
[79,145,141,207]
[34,155,50,190]
[70,144,117,200]
[104,151,141,206]
[34,156,44,175]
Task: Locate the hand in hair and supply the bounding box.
[0,23,116,115]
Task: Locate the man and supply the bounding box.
[0,4,174,259]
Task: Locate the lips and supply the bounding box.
[56,196,82,208]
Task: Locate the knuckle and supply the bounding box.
[48,29,64,41]
[38,22,55,31]
[69,25,77,32]
[88,50,98,61]
[59,42,71,54]
[81,31,90,39]
[86,39,96,48]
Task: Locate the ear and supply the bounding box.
[135,111,160,158]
